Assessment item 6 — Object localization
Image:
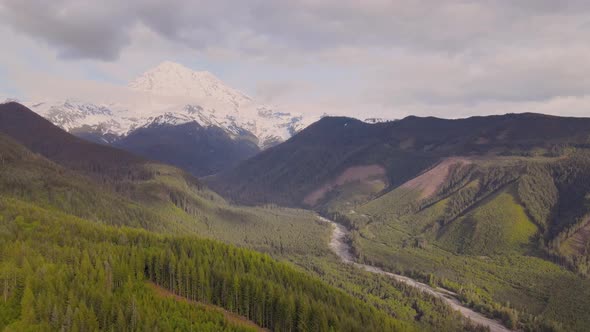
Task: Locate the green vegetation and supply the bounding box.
[0,108,488,331]
[11,102,590,331]
[0,198,413,331]
[197,112,590,331]
[0,133,330,257]
[291,255,486,332]
[439,188,537,255]
[322,155,590,331]
[0,142,482,331]
[210,113,590,207]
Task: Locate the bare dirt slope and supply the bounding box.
[303,164,386,206]
[401,157,471,199]
[563,218,590,256]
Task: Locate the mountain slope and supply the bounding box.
[208,112,590,331]
[21,62,319,176]
[1,194,418,331]
[0,101,482,332]
[114,120,259,177]
[208,113,590,207]
[342,154,590,331]
[0,102,326,248]
[0,102,141,169]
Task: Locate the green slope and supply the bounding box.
[0,132,328,256]
[0,197,412,332]
[332,155,590,331]
[438,188,537,255]
[205,109,590,331]
[0,136,486,330]
[0,104,486,331]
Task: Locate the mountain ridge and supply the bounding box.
[206,110,590,331]
[207,112,590,206]
[0,102,142,170]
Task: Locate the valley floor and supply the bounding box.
[319,216,512,332]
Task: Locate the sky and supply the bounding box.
[1,0,590,119]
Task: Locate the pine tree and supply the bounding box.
[20,282,36,324]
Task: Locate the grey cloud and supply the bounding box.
[361,45,590,106]
[2,0,590,110]
[3,1,590,60]
[0,0,134,60]
[255,79,314,103]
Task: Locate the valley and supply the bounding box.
[3,4,589,332]
[2,103,590,331]
[0,102,483,331]
[210,114,590,331]
[2,99,590,331]
[321,216,511,332]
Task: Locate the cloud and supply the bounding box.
[2,0,590,119]
[255,80,315,103]
[360,45,590,106]
[3,1,589,60]
[0,0,135,60]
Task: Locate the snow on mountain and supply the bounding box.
[129,61,252,107]
[364,117,394,124]
[23,61,318,148]
[2,96,20,104]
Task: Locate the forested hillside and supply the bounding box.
[0,102,489,331]
[0,198,412,331]
[0,102,143,178]
[113,121,260,177]
[208,112,590,331]
[208,113,590,207]
[325,155,590,331]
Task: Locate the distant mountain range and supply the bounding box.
[208,112,590,206]
[16,61,320,175]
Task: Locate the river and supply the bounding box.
[318,216,513,332]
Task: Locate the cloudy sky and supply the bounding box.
[1,0,590,119]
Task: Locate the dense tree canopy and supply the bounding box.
[0,198,411,331]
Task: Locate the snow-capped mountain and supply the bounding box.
[129,61,252,107]
[24,61,317,148]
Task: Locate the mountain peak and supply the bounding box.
[149,61,215,78]
[128,61,251,104]
[23,61,316,155]
[154,60,191,71]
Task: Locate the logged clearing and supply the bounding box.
[147,282,268,332]
[401,157,471,199]
[563,219,590,256]
[303,164,386,206]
